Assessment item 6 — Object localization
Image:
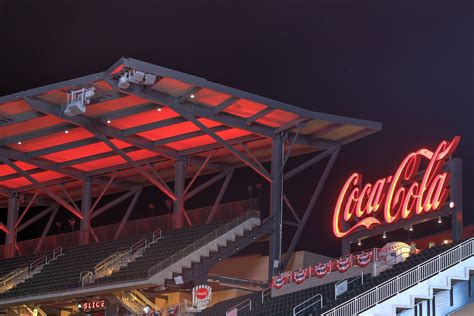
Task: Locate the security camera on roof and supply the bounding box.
[117,69,157,89]
[64,87,95,117]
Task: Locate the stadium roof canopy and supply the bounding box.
[0,58,381,209]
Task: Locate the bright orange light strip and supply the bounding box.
[333,136,461,238]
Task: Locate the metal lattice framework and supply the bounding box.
[0,58,381,274]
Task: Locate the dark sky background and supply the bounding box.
[0,0,472,257]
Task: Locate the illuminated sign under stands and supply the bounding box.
[333,136,460,238]
[78,299,107,313]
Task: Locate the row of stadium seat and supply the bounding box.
[95,222,221,284]
[0,222,221,299]
[200,242,453,315]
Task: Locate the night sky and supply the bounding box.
[0,0,472,257]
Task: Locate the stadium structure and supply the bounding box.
[0,58,470,316]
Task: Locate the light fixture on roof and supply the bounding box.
[117,72,130,89]
[117,70,157,89]
[106,119,112,124]
[17,141,22,145]
[382,232,387,239]
[190,94,195,99]
[449,201,455,209]
[157,106,163,112]
[409,225,413,232]
[64,129,69,134]
[438,217,443,224]
[357,239,362,246]
[64,87,95,117]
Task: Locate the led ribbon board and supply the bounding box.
[333,136,460,238]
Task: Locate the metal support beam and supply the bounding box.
[0,156,83,219]
[114,188,143,240]
[17,204,58,232]
[185,169,233,200]
[91,187,141,219]
[451,158,463,241]
[206,169,234,224]
[184,151,213,196]
[280,146,340,270]
[283,195,300,223]
[90,176,115,214]
[212,97,239,115]
[239,143,271,182]
[15,192,38,229]
[5,192,19,258]
[92,132,177,201]
[284,146,340,181]
[178,111,271,182]
[80,179,92,245]
[268,134,283,280]
[246,108,275,125]
[34,206,59,253]
[174,156,190,228]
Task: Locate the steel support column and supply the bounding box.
[80,179,92,245]
[451,158,463,241]
[174,156,186,228]
[5,192,19,258]
[268,134,284,280]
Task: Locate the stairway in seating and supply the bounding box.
[114,289,160,314]
[95,210,262,287]
[323,239,474,316]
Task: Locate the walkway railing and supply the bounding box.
[293,294,323,316]
[323,238,474,316]
[226,298,252,315]
[148,210,260,278]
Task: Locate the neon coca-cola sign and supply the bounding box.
[333,137,460,238]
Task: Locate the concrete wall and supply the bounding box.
[209,251,333,282]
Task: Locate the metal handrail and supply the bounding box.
[293,294,323,316]
[152,228,162,243]
[52,246,63,260]
[94,251,123,272]
[323,239,473,316]
[148,210,260,278]
[334,270,364,300]
[226,298,252,315]
[261,286,272,304]
[30,255,48,273]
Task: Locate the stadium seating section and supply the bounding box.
[200,242,453,315]
[0,222,221,299]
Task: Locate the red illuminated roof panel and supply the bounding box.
[0,170,64,188]
[152,78,193,97]
[138,118,222,141]
[0,100,31,115]
[109,108,180,129]
[71,149,158,172]
[167,128,253,151]
[40,139,132,163]
[8,127,93,152]
[193,88,231,107]
[223,99,267,118]
[256,109,299,127]
[0,115,64,139]
[0,161,37,177]
[85,96,148,117]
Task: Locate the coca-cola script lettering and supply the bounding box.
[332,137,460,238]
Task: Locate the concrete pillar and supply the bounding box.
[268,134,283,280]
[173,156,186,228]
[79,179,92,245]
[5,192,19,258]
